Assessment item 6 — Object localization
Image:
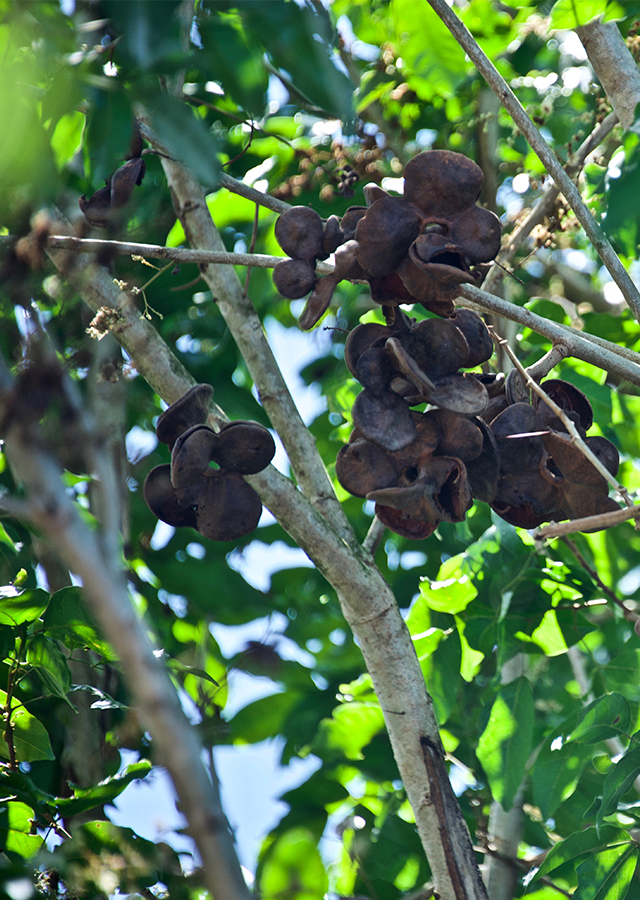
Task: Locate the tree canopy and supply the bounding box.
[3,1,640,899]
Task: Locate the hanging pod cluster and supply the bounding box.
[336,309,499,539]
[487,376,619,529]
[143,385,275,542]
[335,311,621,538]
[272,149,502,329]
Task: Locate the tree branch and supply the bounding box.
[44,216,490,900]
[426,0,640,322]
[0,356,252,900]
[577,22,640,131]
[458,285,640,387]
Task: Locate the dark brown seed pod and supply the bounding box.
[426,373,489,417]
[298,275,335,330]
[171,424,217,488]
[409,317,471,378]
[192,471,263,542]
[404,150,484,219]
[340,206,367,241]
[143,464,198,528]
[449,309,493,368]
[213,421,276,474]
[352,389,418,452]
[79,185,112,228]
[110,157,145,210]
[537,379,593,432]
[335,439,399,498]
[356,348,393,391]
[274,207,324,260]
[450,206,502,264]
[321,215,344,256]
[465,418,500,503]
[345,322,394,378]
[355,197,422,277]
[156,384,214,448]
[429,408,483,462]
[585,435,619,476]
[273,258,317,299]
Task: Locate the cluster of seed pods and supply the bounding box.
[272,149,502,329]
[143,385,275,542]
[487,376,619,529]
[336,309,500,539]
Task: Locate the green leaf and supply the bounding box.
[43,587,116,660]
[142,92,220,188]
[0,801,42,860]
[575,841,638,900]
[230,691,302,744]
[57,760,152,817]
[420,629,461,725]
[26,633,72,702]
[0,691,54,763]
[532,735,591,819]
[198,16,269,114]
[602,650,640,695]
[0,589,49,626]
[83,88,133,186]
[165,658,219,686]
[260,827,328,900]
[533,825,631,883]
[549,0,624,29]
[477,677,533,810]
[597,738,640,829]
[569,693,630,744]
[419,554,477,613]
[316,702,385,760]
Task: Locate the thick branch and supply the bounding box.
[577,22,640,131]
[46,222,488,900]
[426,0,640,322]
[0,362,251,900]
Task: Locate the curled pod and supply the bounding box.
[273,258,317,299]
[192,471,263,542]
[213,421,276,475]
[143,464,197,528]
[156,384,214,448]
[171,424,217,488]
[274,207,324,260]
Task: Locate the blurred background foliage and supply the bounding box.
[2,0,640,898]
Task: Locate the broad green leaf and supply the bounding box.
[316,702,385,760]
[57,760,152,817]
[230,691,301,744]
[533,826,631,882]
[597,738,640,829]
[0,690,54,763]
[602,650,640,694]
[419,555,477,613]
[569,693,630,744]
[0,801,42,859]
[0,589,49,626]
[143,93,220,188]
[198,16,269,114]
[550,0,625,28]
[532,735,591,819]
[260,827,328,900]
[392,0,467,98]
[575,842,638,900]
[26,633,72,701]
[420,629,461,725]
[43,587,116,660]
[477,677,533,810]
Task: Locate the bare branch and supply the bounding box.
[458,285,640,387]
[426,0,640,321]
[577,22,640,131]
[534,504,640,539]
[0,356,252,900]
[484,111,619,295]
[45,235,334,274]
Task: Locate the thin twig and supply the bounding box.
[489,326,633,506]
[363,516,386,555]
[426,0,640,321]
[459,286,640,387]
[560,535,638,623]
[534,503,640,539]
[46,236,335,275]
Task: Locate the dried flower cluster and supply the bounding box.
[273,150,502,329]
[143,384,275,542]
